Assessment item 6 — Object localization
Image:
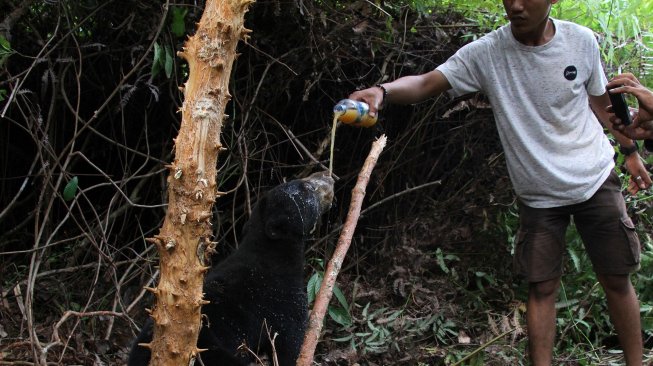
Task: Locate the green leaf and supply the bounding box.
[306,272,322,305]
[0,35,12,67]
[328,306,352,327]
[0,35,10,52]
[164,45,174,78]
[331,334,353,342]
[568,248,581,273]
[332,285,349,311]
[361,302,370,318]
[171,7,188,38]
[152,42,163,77]
[63,176,79,201]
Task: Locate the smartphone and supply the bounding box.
[607,85,632,126]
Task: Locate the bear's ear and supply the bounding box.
[264,214,291,240]
[243,196,267,235]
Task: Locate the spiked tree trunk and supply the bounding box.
[143,1,253,365]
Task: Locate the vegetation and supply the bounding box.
[0,0,651,364]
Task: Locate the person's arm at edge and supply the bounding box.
[606,73,653,140]
[348,70,452,117]
[590,93,652,192]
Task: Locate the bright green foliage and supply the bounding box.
[409,0,653,83]
[554,0,653,83]
[62,176,79,202]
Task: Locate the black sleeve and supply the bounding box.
[644,139,653,152]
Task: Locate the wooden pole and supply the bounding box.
[296,135,387,366]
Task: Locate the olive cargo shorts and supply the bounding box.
[514,171,641,283]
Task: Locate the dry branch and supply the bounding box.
[51,310,126,344]
[296,135,387,366]
[144,0,254,365]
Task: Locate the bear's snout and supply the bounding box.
[303,171,334,214]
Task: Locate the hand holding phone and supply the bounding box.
[607,85,632,126]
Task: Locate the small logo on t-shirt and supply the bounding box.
[564,66,577,80]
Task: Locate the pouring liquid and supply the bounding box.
[329,113,340,175]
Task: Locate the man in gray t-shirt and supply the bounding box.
[350,0,649,365]
[436,18,614,208]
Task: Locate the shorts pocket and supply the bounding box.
[620,216,640,265]
[513,230,528,278]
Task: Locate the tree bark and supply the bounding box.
[143,1,254,365]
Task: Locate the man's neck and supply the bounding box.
[512,18,555,46]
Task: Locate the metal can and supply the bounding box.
[333,99,377,127]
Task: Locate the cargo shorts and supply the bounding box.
[513,171,641,283]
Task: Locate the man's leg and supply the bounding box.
[527,277,561,366]
[596,273,643,366]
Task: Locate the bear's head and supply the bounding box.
[244,171,334,242]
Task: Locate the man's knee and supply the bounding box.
[597,273,634,296]
[529,277,561,300]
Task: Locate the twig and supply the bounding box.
[0,157,36,222]
[309,179,442,252]
[296,135,387,366]
[263,110,340,180]
[362,179,441,213]
[450,327,516,366]
[50,310,126,344]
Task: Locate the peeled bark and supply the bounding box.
[143,1,254,365]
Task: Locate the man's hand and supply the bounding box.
[606,73,653,139]
[608,110,653,140]
[624,153,652,194]
[348,86,384,118]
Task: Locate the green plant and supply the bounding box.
[332,302,458,355]
[435,247,460,275]
[151,41,175,79]
[332,304,401,354]
[62,176,79,202]
[555,0,653,83]
[0,35,12,67]
[306,259,352,327]
[407,0,653,83]
[170,6,189,38]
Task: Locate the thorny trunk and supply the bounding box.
[143,0,253,365]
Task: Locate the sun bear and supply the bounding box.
[128,171,334,366]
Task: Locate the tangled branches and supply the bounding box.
[0,1,510,364]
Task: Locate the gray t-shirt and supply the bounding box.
[437,18,613,208]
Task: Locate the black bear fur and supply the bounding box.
[128,171,334,366]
